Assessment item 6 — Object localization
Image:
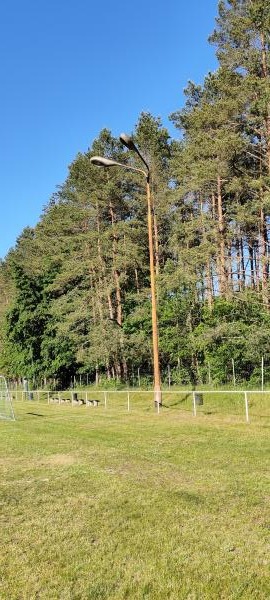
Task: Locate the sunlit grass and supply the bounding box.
[0,402,269,599]
[12,387,270,423]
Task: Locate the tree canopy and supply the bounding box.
[1,1,270,387]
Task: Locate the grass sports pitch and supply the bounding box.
[0,401,269,599]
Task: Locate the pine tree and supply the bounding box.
[210,0,270,302]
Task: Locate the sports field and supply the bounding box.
[0,401,269,599]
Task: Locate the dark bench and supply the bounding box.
[71,393,86,405]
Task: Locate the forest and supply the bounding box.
[1,0,270,388]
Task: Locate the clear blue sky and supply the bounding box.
[0,0,218,259]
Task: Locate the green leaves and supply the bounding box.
[1,3,270,387]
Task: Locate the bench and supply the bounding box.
[50,396,70,404]
[50,396,72,404]
[86,399,100,407]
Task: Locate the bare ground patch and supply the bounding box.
[41,453,78,467]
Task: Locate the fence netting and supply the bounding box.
[9,387,270,423]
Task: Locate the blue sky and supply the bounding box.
[0,0,218,259]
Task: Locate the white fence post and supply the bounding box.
[232,359,236,387]
[192,391,197,417]
[104,391,107,409]
[244,391,249,423]
[168,365,171,388]
[208,362,211,385]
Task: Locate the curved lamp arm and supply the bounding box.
[119,133,150,177]
[90,156,147,179]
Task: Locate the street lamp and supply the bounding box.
[90,134,162,407]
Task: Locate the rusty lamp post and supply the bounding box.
[90,133,162,407]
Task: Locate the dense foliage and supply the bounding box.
[1,0,270,387]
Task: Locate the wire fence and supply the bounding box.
[6,355,270,392]
[11,388,270,423]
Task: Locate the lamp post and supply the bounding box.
[90,134,162,407]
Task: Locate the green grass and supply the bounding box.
[12,388,270,422]
[0,401,269,599]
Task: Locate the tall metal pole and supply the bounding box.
[90,147,162,407]
[146,177,162,406]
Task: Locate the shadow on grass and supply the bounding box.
[26,412,45,417]
[170,490,205,505]
[162,392,192,409]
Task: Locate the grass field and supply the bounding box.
[11,387,270,422]
[0,400,269,599]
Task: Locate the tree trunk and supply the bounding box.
[236,238,242,292]
[134,268,140,294]
[240,236,246,289]
[200,193,213,308]
[107,293,114,320]
[260,205,268,304]
[216,176,228,296]
[109,201,122,327]
[248,242,255,289]
[261,32,270,173]
[206,260,213,308]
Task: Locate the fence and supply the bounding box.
[11,388,270,423]
[6,355,270,391]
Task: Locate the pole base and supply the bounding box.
[154,389,162,408]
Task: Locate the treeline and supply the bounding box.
[1,0,270,387]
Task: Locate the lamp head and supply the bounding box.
[90,156,119,167]
[119,133,137,152]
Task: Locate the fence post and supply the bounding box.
[192,391,197,417]
[244,391,249,423]
[232,359,236,387]
[104,391,107,409]
[127,391,130,412]
[168,364,171,388]
[137,368,141,388]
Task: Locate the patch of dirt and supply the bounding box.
[43,454,77,467]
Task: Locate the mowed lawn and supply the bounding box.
[0,402,269,599]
